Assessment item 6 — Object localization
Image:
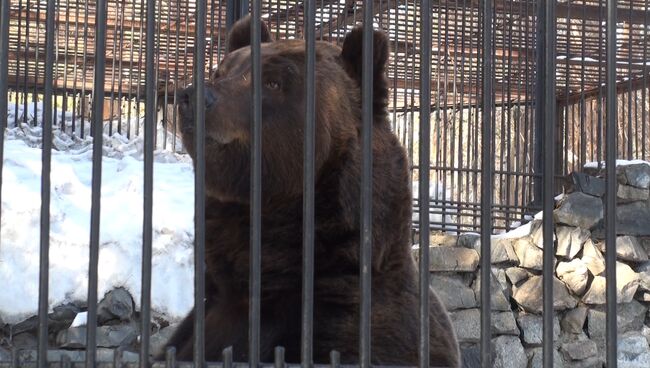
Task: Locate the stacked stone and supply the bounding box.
[419,163,650,368]
[0,288,176,365]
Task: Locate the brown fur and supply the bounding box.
[164,16,460,367]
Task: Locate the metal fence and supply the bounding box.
[0,0,647,367]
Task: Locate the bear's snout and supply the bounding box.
[178,86,217,117]
[178,86,219,135]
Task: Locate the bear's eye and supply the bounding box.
[265,80,281,90]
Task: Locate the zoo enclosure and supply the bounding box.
[0,0,648,367]
[6,0,650,232]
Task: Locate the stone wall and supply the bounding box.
[422,162,650,368]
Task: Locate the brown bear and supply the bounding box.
[164,15,460,367]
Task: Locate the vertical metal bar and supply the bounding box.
[34,0,42,128]
[14,0,22,129]
[542,0,556,366]
[109,1,120,135]
[165,347,176,368]
[223,346,233,368]
[597,0,604,168]
[61,1,70,132]
[250,1,262,367]
[302,0,316,367]
[480,0,493,365]
[360,1,374,367]
[141,0,157,364]
[23,0,30,128]
[127,0,137,139]
[80,0,90,138]
[37,0,57,365]
[275,347,285,368]
[605,0,618,366]
[640,0,648,160]
[117,1,127,135]
[86,0,109,365]
[71,1,81,136]
[0,0,8,226]
[627,5,632,159]
[193,0,207,364]
[419,0,431,367]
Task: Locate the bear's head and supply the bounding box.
[178,15,390,205]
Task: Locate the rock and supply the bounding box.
[98,288,135,324]
[0,347,10,362]
[557,259,590,295]
[598,237,649,262]
[582,239,606,276]
[582,262,639,304]
[12,332,38,348]
[621,163,650,189]
[513,238,543,270]
[516,313,560,345]
[618,300,648,333]
[56,324,138,348]
[430,233,458,247]
[460,345,481,368]
[556,226,590,259]
[563,357,603,368]
[586,304,645,340]
[429,274,477,311]
[617,184,650,202]
[150,324,179,358]
[617,202,650,236]
[458,233,481,249]
[642,326,650,346]
[618,331,650,368]
[572,172,606,197]
[638,292,650,302]
[492,239,519,264]
[561,337,598,360]
[528,347,564,368]
[615,236,649,262]
[530,220,556,249]
[493,311,519,335]
[554,192,604,229]
[473,271,512,311]
[492,335,527,368]
[469,238,519,264]
[450,309,518,342]
[513,276,577,313]
[505,267,530,285]
[426,246,479,272]
[450,309,480,343]
[638,262,650,291]
[561,306,589,334]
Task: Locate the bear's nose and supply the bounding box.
[178,86,216,110]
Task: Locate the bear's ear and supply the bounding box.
[227,15,273,53]
[341,26,390,119]
[341,25,390,82]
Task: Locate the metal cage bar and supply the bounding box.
[86,0,109,366]
[302,0,317,367]
[37,0,57,365]
[480,0,493,366]
[194,0,209,365]
[418,1,432,367]
[360,2,374,367]
[250,1,263,367]
[605,0,619,367]
[141,0,158,365]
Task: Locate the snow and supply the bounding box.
[0,103,196,324]
[584,159,650,169]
